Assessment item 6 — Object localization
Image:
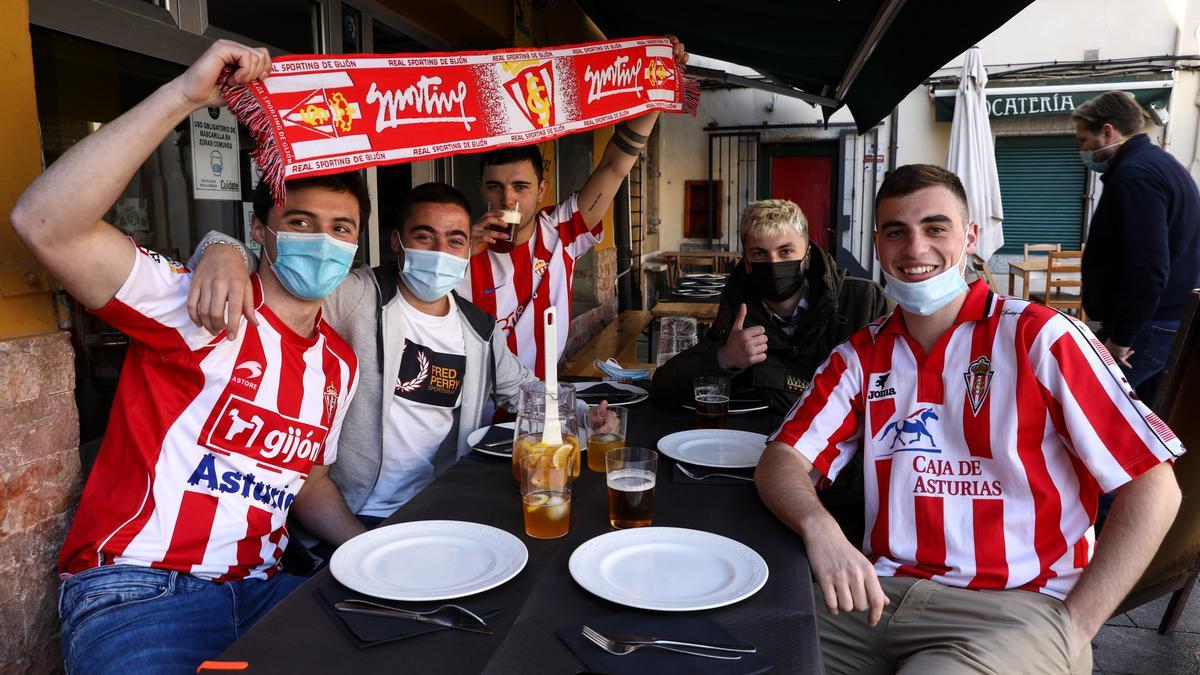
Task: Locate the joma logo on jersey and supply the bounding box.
[868,372,896,400]
[201,395,328,471]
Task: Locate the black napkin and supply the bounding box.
[557,611,772,674]
[314,587,501,649]
[578,383,640,402]
[671,463,755,486]
[472,425,515,454]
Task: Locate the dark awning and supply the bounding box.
[577,0,1037,133]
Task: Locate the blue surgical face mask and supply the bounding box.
[1080,139,1122,173]
[264,229,357,301]
[881,232,969,316]
[400,247,468,302]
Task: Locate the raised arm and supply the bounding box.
[575,36,687,229]
[10,40,271,309]
[756,442,890,626]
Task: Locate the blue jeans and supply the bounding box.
[58,565,305,675]
[1094,319,1178,530]
[1098,319,1179,401]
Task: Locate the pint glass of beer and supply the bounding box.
[586,405,628,473]
[693,376,730,429]
[487,204,520,254]
[605,447,656,528]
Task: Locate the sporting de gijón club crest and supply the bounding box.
[964,356,994,415]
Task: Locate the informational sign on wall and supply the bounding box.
[242,202,262,256]
[190,106,241,200]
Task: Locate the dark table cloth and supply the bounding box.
[219,403,822,674]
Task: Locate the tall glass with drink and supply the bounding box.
[519,452,573,539]
[586,405,627,473]
[694,376,730,429]
[605,447,657,529]
[487,203,520,254]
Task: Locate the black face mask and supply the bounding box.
[748,258,806,302]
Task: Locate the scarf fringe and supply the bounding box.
[682,76,701,116]
[219,67,287,204]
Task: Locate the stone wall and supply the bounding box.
[566,247,619,358]
[0,332,80,674]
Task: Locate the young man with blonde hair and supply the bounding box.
[651,198,887,414]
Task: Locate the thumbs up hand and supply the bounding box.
[717,303,769,371]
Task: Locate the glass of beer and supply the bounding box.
[586,405,627,473]
[487,203,520,254]
[694,376,730,429]
[519,451,573,539]
[605,447,657,529]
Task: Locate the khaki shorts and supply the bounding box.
[817,576,1093,675]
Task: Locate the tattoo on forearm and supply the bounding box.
[589,193,603,210]
[611,132,640,156]
[617,122,649,144]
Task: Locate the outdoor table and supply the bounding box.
[659,250,741,283]
[218,404,822,674]
[1007,259,1047,299]
[651,300,720,323]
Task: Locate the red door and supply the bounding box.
[770,155,832,250]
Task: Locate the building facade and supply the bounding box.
[650,0,1200,292]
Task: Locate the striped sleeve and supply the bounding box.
[553,193,603,260]
[768,340,866,481]
[1032,314,1184,493]
[92,241,218,353]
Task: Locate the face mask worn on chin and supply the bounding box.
[748,257,807,302]
[881,233,969,316]
[1079,139,1122,173]
[400,247,469,302]
[265,230,358,301]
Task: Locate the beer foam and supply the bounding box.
[607,469,655,490]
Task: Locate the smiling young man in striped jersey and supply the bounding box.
[10,40,364,672]
[755,164,1183,674]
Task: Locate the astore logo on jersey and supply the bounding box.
[233,361,264,390]
[201,395,328,471]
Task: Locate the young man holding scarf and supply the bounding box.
[10,40,364,671]
[756,164,1183,674]
[463,37,688,378]
[650,199,887,415]
[190,182,539,547]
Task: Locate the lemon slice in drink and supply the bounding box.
[551,444,573,469]
[526,492,551,506]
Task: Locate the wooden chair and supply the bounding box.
[1113,289,1200,633]
[1030,250,1086,320]
[1023,243,1061,297]
[969,254,998,289]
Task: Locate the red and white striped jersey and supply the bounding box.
[460,193,602,378]
[771,281,1183,599]
[59,244,358,582]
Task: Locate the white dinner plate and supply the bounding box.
[679,280,726,288]
[466,422,516,457]
[673,289,721,298]
[656,429,768,469]
[574,381,649,406]
[330,521,528,601]
[569,527,768,611]
[683,274,727,281]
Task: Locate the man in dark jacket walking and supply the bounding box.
[651,199,888,415]
[1073,91,1200,403]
